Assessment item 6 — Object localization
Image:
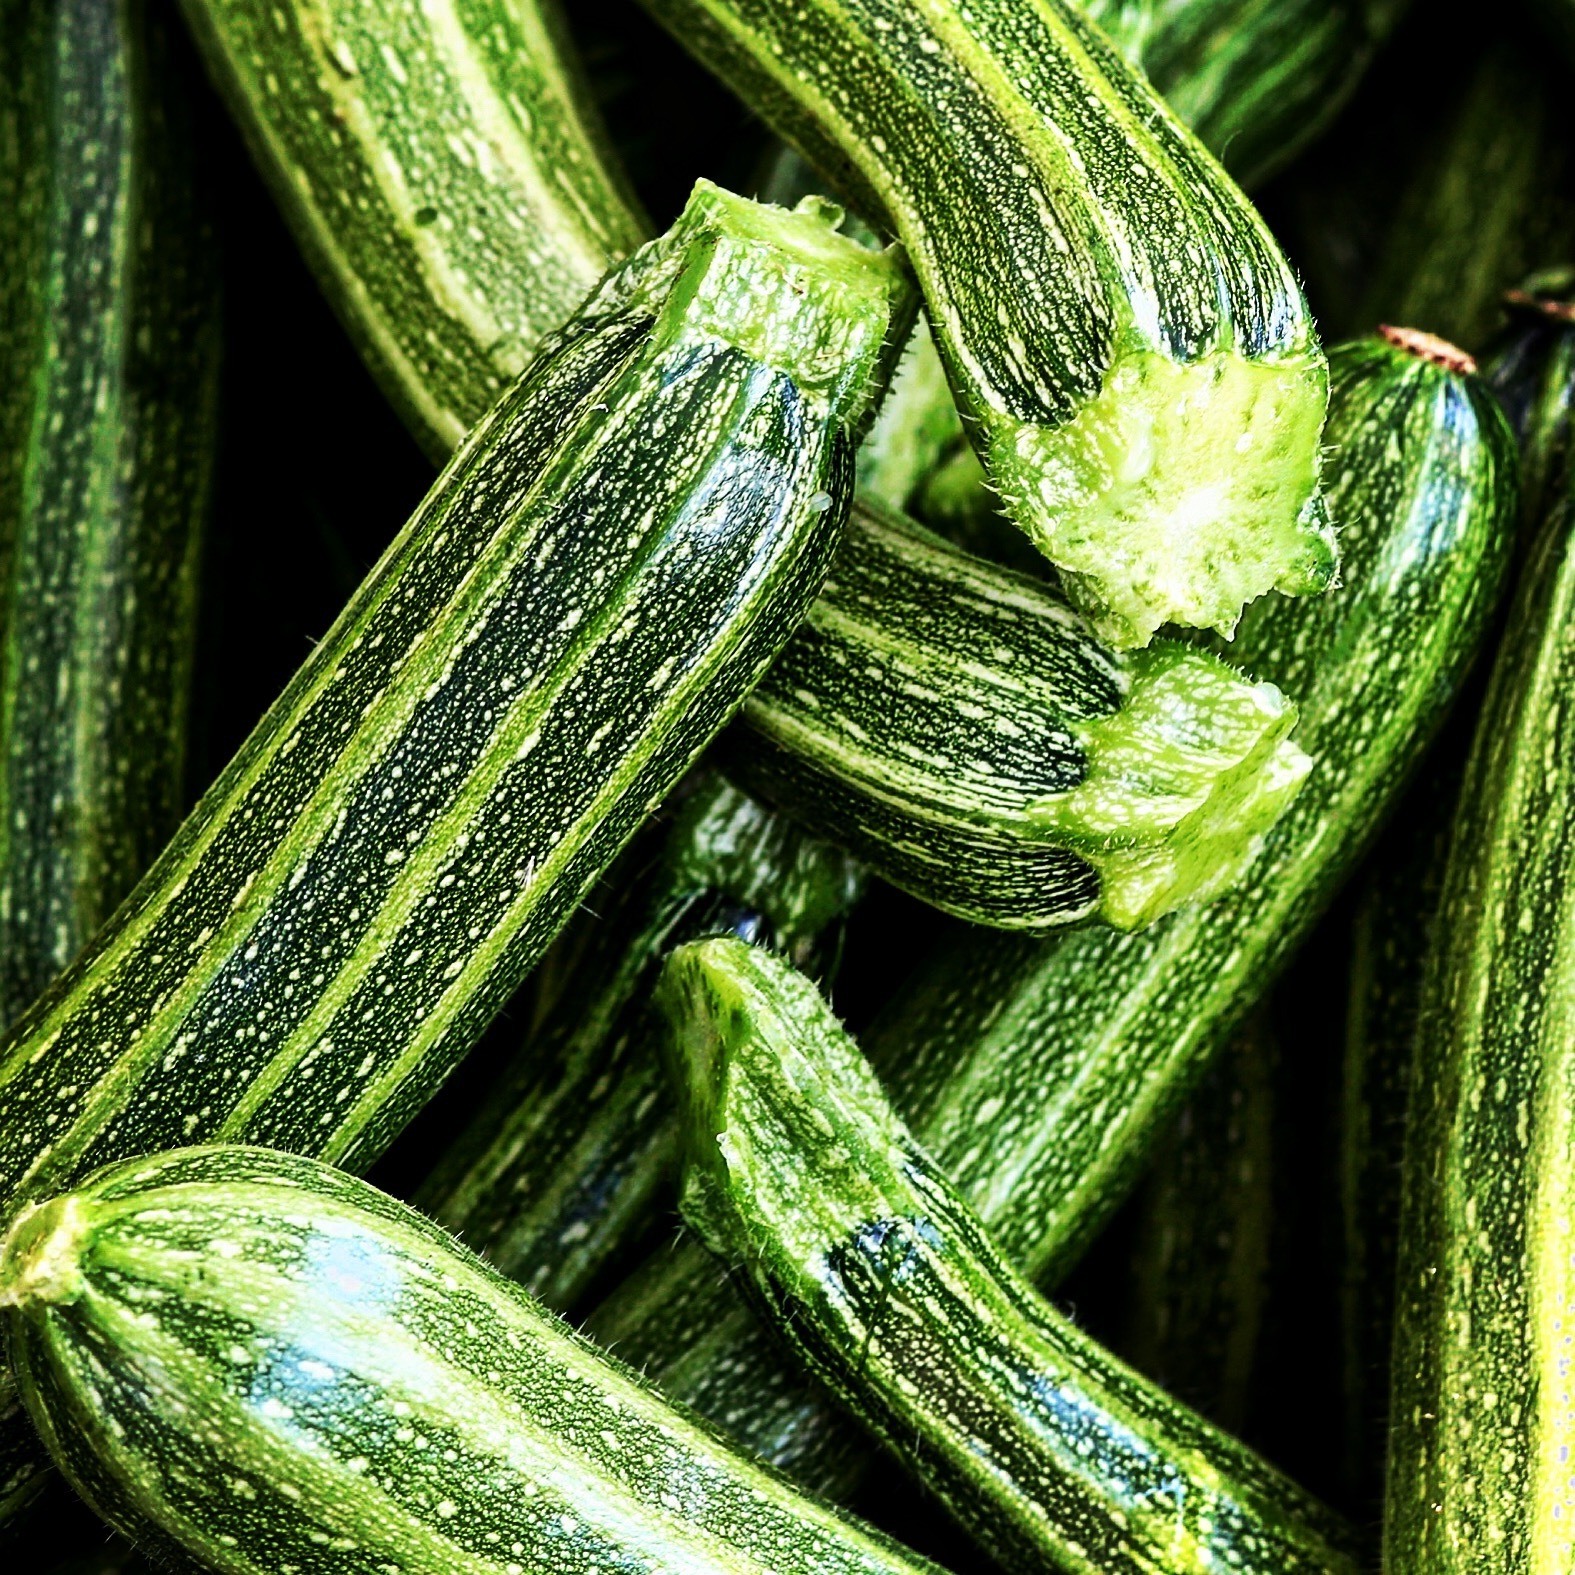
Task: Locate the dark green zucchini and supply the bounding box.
[176,0,649,456]
[727,498,1309,932]
[0,1144,943,1575]
[0,0,218,1030]
[664,936,1357,1575]
[635,0,1334,648]
[585,328,1518,1481]
[414,772,863,1315]
[0,180,903,1516]
[1123,1011,1277,1435]
[1082,0,1410,190]
[1385,454,1575,1572]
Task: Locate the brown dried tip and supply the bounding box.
[1378,325,1477,375]
[1504,289,1575,326]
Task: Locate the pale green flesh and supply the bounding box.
[663,937,1357,1575]
[0,1147,941,1575]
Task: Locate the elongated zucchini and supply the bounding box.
[664,936,1357,1574]
[1083,0,1409,190]
[176,0,648,455]
[586,328,1518,1482]
[0,1144,943,1575]
[415,773,863,1315]
[0,181,903,1517]
[1485,271,1575,531]
[728,499,1309,932]
[636,0,1333,647]
[1123,1011,1277,1435]
[1385,462,1575,1571]
[0,0,218,1029]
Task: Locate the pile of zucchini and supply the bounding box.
[0,0,1568,1570]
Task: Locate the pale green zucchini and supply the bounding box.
[585,329,1518,1482]
[415,773,863,1315]
[635,0,1334,647]
[0,1144,943,1575]
[1384,437,1575,1571]
[664,936,1357,1574]
[1123,1011,1277,1435]
[728,498,1309,932]
[0,0,218,1029]
[175,0,648,455]
[0,181,903,1517]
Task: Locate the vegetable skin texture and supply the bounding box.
[0,1144,944,1575]
[665,936,1358,1575]
[0,180,902,1514]
[585,330,1518,1483]
[634,0,1335,647]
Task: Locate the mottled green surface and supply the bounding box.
[416,774,862,1316]
[1386,487,1575,1570]
[0,183,897,1514]
[0,0,218,1033]
[1,1145,942,1575]
[635,0,1333,646]
[665,937,1356,1574]
[177,0,648,454]
[732,500,1308,930]
[585,333,1518,1482]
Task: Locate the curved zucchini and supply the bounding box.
[0,1145,942,1575]
[0,181,902,1513]
[414,772,863,1315]
[635,0,1333,648]
[664,937,1357,1575]
[1123,1011,1277,1435]
[0,0,218,1030]
[728,499,1310,932]
[175,0,648,455]
[1385,463,1575,1569]
[585,329,1518,1480]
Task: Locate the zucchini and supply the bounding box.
[175,0,648,456]
[1384,445,1575,1571]
[0,0,218,1027]
[664,936,1357,1575]
[1082,0,1410,190]
[1123,1010,1277,1435]
[414,772,863,1315]
[0,181,903,1516]
[0,1145,942,1575]
[586,328,1517,1480]
[634,0,1335,648]
[728,498,1310,932]
[1485,270,1575,532]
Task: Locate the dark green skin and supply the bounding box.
[414,774,863,1317]
[585,333,1519,1483]
[0,0,218,1033]
[666,938,1358,1575]
[0,185,889,1516]
[1123,1012,1277,1437]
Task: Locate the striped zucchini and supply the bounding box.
[175,0,647,456]
[415,773,863,1315]
[586,329,1518,1481]
[1385,447,1575,1569]
[1082,0,1410,190]
[728,499,1310,932]
[1123,1011,1277,1435]
[0,1145,943,1575]
[1485,271,1575,532]
[664,936,1357,1575]
[0,0,218,1029]
[635,0,1334,648]
[0,181,903,1517]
